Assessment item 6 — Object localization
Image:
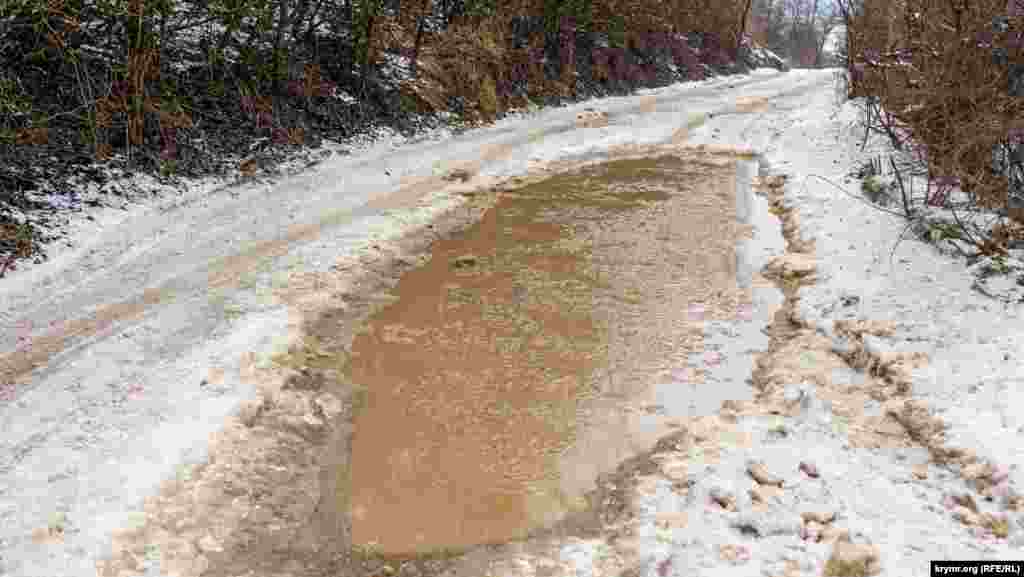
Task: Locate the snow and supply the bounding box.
[0,66,793,577]
[3,66,1024,577]
[823,26,846,57]
[380,52,415,83]
[331,87,359,104]
[452,71,1024,577]
[658,74,1024,575]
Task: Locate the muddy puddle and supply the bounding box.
[330,150,756,559]
[90,145,765,577]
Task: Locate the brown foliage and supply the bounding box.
[15,127,48,146]
[408,18,508,122]
[847,0,1024,219]
[404,0,747,121]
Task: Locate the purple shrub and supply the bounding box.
[669,35,702,80]
[256,110,273,129]
[609,48,626,83]
[318,80,336,98]
[559,16,576,73]
[159,126,177,160]
[110,80,130,99]
[239,95,256,116]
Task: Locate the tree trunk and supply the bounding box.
[272,0,294,96]
[737,0,753,51]
[411,12,427,78]
[299,0,326,44]
[274,0,291,55]
[360,1,378,97]
[289,0,315,44]
[807,0,819,66]
[335,0,352,79]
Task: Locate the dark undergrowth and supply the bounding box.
[0,0,788,277]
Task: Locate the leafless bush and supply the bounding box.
[838,0,1024,255]
[0,0,758,267]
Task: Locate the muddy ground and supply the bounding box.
[93,142,766,577]
[14,68,1024,577]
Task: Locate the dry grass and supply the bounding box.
[403,2,747,123]
[0,220,35,278]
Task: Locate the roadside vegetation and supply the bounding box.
[835,0,1024,273]
[0,0,843,275]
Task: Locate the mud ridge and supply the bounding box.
[741,169,1024,567]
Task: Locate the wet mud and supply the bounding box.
[96,144,761,577]
[320,148,755,572]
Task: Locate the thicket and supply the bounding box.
[0,0,756,270]
[838,0,1024,259]
[0,0,750,176]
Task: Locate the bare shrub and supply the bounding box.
[840,0,1024,253]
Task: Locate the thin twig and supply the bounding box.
[947,200,982,250]
[859,97,873,152]
[889,217,921,267]
[889,154,912,217]
[802,173,909,219]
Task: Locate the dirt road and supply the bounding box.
[4,68,1023,577]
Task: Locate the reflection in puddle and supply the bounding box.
[340,154,747,556]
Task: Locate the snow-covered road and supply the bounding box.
[2,67,1022,577]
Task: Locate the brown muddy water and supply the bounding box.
[332,150,756,559]
[90,144,764,577]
